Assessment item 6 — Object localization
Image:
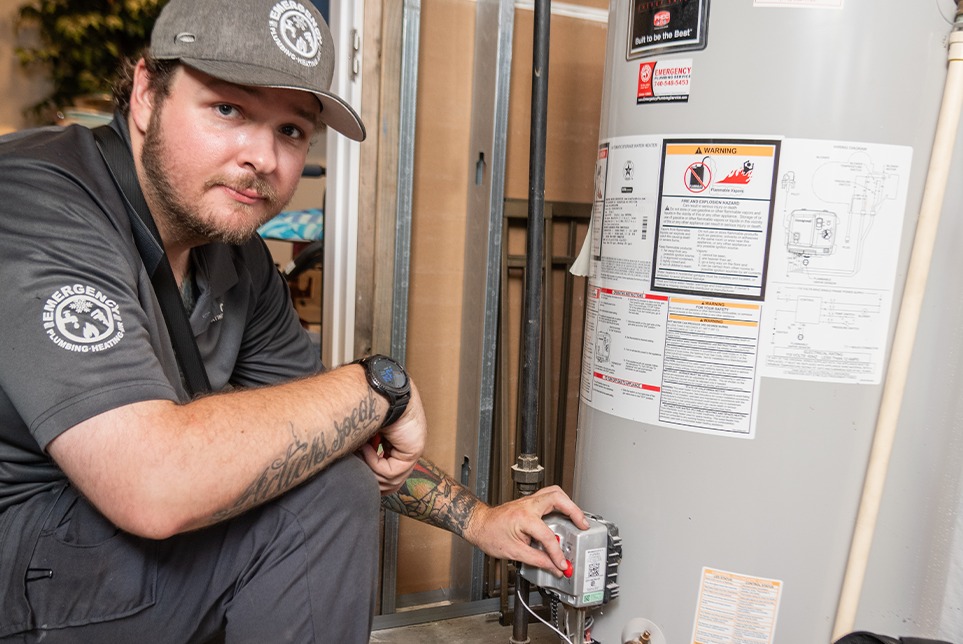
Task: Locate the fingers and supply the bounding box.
[532,485,590,530]
[359,442,413,494]
[514,546,560,576]
[358,442,381,469]
[510,487,590,573]
[475,511,564,576]
[464,488,590,577]
[513,509,562,567]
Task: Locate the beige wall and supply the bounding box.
[397,0,476,597]
[505,9,607,203]
[0,0,49,133]
[394,0,605,599]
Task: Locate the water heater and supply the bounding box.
[573,1,963,642]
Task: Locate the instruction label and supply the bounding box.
[661,298,761,435]
[580,135,765,438]
[692,567,783,644]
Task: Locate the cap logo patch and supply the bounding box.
[269,1,322,68]
[43,284,125,353]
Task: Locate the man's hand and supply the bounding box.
[358,381,426,494]
[464,485,589,577]
[378,458,588,577]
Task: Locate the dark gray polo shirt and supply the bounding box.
[0,119,321,513]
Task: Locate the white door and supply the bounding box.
[323,0,364,367]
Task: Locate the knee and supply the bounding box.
[334,456,380,526]
[272,455,380,541]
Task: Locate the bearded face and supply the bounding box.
[136,66,316,250]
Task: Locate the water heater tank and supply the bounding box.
[574,1,963,642]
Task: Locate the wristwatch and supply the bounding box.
[354,354,411,428]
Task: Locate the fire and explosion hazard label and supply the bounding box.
[653,138,781,300]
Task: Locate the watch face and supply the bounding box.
[370,355,408,392]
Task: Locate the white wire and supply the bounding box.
[516,587,575,644]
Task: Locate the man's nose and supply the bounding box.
[237,126,278,175]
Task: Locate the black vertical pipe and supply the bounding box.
[513,0,550,642]
[519,0,550,458]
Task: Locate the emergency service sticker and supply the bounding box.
[43,284,125,353]
[691,567,783,644]
[638,59,692,104]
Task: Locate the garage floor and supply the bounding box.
[370,611,562,643]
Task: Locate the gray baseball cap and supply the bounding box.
[150,0,365,141]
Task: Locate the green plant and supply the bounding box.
[15,0,167,122]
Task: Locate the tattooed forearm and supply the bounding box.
[382,458,480,537]
[213,425,330,521]
[213,390,380,522]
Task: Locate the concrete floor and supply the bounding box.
[370,611,563,643]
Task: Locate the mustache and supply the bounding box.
[206,175,281,204]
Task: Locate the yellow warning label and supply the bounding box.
[668,314,759,327]
[671,298,762,311]
[666,144,776,157]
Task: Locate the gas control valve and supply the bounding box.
[518,511,622,608]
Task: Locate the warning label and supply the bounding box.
[654,138,781,300]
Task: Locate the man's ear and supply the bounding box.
[129,58,156,136]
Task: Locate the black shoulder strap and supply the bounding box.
[834,633,952,644]
[92,125,212,397]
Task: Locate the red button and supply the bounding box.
[564,560,573,578]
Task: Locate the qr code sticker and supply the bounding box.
[583,548,605,592]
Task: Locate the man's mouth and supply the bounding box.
[222,184,264,204]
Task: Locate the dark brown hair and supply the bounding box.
[112,52,180,116]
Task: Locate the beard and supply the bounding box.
[140,106,287,247]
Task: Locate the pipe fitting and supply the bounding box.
[948,30,963,62]
[511,453,545,489]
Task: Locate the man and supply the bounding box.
[0,0,587,642]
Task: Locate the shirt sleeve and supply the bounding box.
[0,129,179,451]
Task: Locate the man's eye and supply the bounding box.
[215,104,237,116]
[281,125,304,140]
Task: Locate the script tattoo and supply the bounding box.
[213,390,380,522]
[381,459,478,537]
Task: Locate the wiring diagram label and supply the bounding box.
[757,138,912,384]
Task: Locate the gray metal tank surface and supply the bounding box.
[574,1,963,642]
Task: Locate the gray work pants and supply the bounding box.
[0,455,380,644]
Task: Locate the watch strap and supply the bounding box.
[381,391,410,427]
